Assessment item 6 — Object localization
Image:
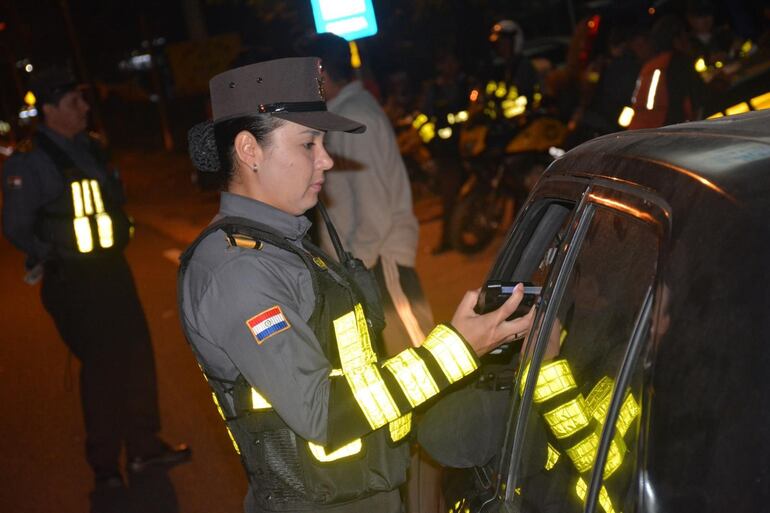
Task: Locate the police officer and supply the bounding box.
[180,57,535,513]
[1,65,190,488]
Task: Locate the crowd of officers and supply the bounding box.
[390,0,770,251]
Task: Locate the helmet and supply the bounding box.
[489,19,524,54]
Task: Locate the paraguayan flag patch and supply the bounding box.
[246,306,291,344]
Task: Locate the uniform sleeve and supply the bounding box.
[195,252,481,451]
[1,153,53,263]
[196,254,336,445]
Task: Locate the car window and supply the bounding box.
[484,201,574,366]
[489,201,574,285]
[507,204,658,513]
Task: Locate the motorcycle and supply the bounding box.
[449,111,566,254]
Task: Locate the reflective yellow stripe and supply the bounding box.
[388,412,412,442]
[616,391,640,437]
[618,106,634,127]
[437,127,452,139]
[345,365,401,429]
[95,213,114,248]
[750,91,770,110]
[575,477,616,513]
[543,395,591,439]
[71,182,84,217]
[646,69,661,110]
[485,81,497,95]
[586,376,614,422]
[335,304,378,370]
[725,102,750,116]
[73,217,93,253]
[334,304,401,429]
[89,180,104,213]
[382,349,440,407]
[251,388,272,410]
[602,435,626,479]
[211,391,241,454]
[531,360,577,403]
[80,179,94,215]
[566,431,599,473]
[422,325,477,383]
[545,443,560,470]
[227,428,241,455]
[308,438,362,462]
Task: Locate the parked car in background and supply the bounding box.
[419,110,770,513]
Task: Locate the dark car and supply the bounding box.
[419,110,770,513]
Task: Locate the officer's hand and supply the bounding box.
[450,283,536,357]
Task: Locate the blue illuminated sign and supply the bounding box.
[309,0,378,41]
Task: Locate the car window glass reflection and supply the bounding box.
[510,206,657,513]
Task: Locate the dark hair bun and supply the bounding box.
[188,121,220,173]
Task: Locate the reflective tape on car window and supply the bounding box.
[388,412,412,442]
[308,438,362,462]
[586,376,614,422]
[421,325,478,383]
[543,395,591,439]
[615,392,640,437]
[566,431,599,473]
[523,359,578,403]
[545,443,561,470]
[382,349,440,407]
[575,477,616,513]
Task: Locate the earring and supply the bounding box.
[252,163,258,172]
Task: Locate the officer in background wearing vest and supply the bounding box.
[1,65,190,490]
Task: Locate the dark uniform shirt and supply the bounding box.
[1,126,120,264]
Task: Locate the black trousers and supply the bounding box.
[41,253,161,476]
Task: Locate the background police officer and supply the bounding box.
[1,65,190,489]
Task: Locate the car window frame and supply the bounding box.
[498,179,671,513]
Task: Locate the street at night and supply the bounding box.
[0,150,499,512]
[2,1,770,512]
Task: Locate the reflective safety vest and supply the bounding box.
[521,345,640,513]
[627,51,694,130]
[34,132,133,258]
[179,217,479,511]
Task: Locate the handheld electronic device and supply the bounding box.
[475,281,541,320]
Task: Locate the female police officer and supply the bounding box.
[179,57,534,513]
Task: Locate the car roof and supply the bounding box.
[553,110,770,207]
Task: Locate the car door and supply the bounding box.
[485,177,669,513]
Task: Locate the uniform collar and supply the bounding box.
[38,125,89,151]
[327,80,364,110]
[218,192,312,241]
